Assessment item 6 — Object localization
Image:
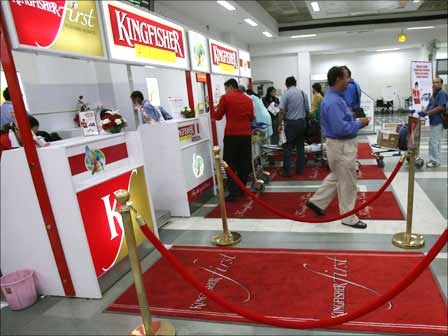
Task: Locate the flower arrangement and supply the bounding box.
[100,110,127,134]
[181,106,194,118]
[74,96,90,126]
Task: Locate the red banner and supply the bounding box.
[211,43,238,67]
[107,3,185,58]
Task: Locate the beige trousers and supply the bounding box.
[310,138,359,225]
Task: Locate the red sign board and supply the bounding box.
[211,43,238,68]
[196,72,207,83]
[107,3,185,58]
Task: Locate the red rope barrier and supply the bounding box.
[140,225,447,330]
[224,156,404,223]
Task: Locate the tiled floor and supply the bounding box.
[1,115,447,336]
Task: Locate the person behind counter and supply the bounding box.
[130,91,173,124]
[0,88,15,128]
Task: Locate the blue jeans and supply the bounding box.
[429,123,443,164]
[283,119,306,174]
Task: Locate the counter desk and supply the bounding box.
[139,114,215,217]
[1,132,158,298]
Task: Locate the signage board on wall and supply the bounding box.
[188,31,210,73]
[76,167,154,277]
[101,0,188,69]
[411,61,433,111]
[3,0,105,58]
[238,49,251,78]
[209,39,239,76]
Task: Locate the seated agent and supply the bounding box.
[130,90,173,124]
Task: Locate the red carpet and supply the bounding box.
[107,246,448,335]
[265,165,386,181]
[206,192,404,220]
[270,142,374,162]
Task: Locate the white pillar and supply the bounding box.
[297,52,311,108]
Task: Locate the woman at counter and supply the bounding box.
[311,83,324,121]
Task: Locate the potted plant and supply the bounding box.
[100,110,127,134]
[181,106,194,118]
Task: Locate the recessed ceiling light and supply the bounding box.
[291,34,317,38]
[262,31,273,38]
[407,26,434,30]
[376,48,400,52]
[311,2,320,12]
[244,18,258,27]
[216,1,235,11]
[413,0,421,3]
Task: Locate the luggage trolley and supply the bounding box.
[371,117,426,169]
[251,123,271,192]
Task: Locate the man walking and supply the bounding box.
[425,77,447,168]
[306,66,370,229]
[278,76,309,177]
[215,78,254,200]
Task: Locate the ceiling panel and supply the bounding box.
[257,0,448,24]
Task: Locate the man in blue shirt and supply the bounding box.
[342,66,364,118]
[0,88,15,128]
[424,77,447,168]
[278,76,309,177]
[306,66,370,229]
[130,91,172,124]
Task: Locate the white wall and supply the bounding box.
[252,54,298,94]
[311,47,426,104]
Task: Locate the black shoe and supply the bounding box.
[280,170,292,177]
[342,221,367,229]
[225,194,240,202]
[306,200,325,216]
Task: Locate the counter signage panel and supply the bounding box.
[238,49,251,78]
[209,39,239,76]
[178,123,200,142]
[76,168,154,277]
[188,31,210,73]
[5,0,105,58]
[101,0,188,69]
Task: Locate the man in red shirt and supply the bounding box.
[216,78,254,200]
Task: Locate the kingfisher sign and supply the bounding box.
[3,0,105,58]
[209,39,239,76]
[101,0,188,69]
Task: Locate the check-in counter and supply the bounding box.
[139,114,215,217]
[1,133,158,298]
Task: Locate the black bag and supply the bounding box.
[441,111,448,129]
[398,124,408,151]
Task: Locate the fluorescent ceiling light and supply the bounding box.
[376,48,400,52]
[291,34,317,38]
[145,65,155,69]
[407,26,434,30]
[413,0,421,2]
[216,1,235,11]
[262,31,273,38]
[311,2,320,12]
[244,18,258,27]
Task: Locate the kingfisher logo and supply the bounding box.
[193,153,205,178]
[211,43,238,68]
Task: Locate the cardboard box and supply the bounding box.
[377,130,400,149]
[382,123,403,132]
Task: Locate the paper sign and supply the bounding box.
[79,111,99,136]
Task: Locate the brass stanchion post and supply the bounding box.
[114,190,175,336]
[392,117,424,249]
[211,146,241,246]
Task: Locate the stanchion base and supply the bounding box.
[129,320,175,336]
[392,232,425,249]
[212,231,241,246]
